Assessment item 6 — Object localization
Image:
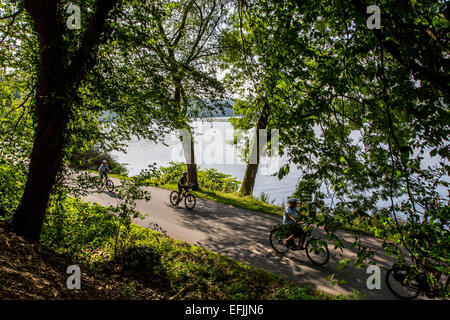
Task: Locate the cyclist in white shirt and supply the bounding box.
[283,198,305,250]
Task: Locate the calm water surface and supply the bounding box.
[112,118,300,205]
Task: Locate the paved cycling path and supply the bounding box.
[84,180,414,300]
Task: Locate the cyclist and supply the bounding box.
[98,159,111,181]
[283,198,305,250]
[177,171,189,204]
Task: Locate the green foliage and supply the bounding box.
[38,191,327,299]
[198,168,240,193]
[100,223,327,299]
[0,76,33,221]
[0,159,27,221]
[187,187,284,216]
[68,146,128,176]
[114,246,165,281]
[42,197,118,260]
[258,192,275,204]
[1,0,449,299]
[219,0,450,295]
[136,162,241,193]
[272,285,317,300]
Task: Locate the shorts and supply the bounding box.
[178,185,187,194]
[286,223,304,238]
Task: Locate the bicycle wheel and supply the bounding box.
[105,179,115,192]
[269,227,289,254]
[385,266,420,300]
[185,194,196,210]
[170,191,180,206]
[305,238,330,266]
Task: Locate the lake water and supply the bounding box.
[112,118,300,205]
[112,118,448,211]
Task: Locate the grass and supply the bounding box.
[158,183,284,217]
[39,196,335,300]
[107,223,334,300]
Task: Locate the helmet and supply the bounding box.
[183,171,187,175]
[288,198,297,204]
[102,160,107,164]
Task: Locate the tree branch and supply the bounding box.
[0,9,23,20]
[66,0,120,88]
[351,0,450,93]
[170,0,195,47]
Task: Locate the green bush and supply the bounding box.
[0,159,27,221]
[42,197,118,260]
[68,146,128,176]
[136,162,240,193]
[198,168,240,193]
[158,162,186,184]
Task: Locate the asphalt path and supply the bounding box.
[84,179,415,300]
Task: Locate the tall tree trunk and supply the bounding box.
[187,164,199,190]
[11,0,118,241]
[238,103,270,196]
[11,103,68,241]
[11,0,68,241]
[187,133,199,190]
[175,78,199,190]
[180,131,199,191]
[239,162,259,196]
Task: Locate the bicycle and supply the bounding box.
[170,184,196,210]
[269,223,330,266]
[386,261,449,300]
[96,175,115,192]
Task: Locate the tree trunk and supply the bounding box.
[187,164,199,190]
[239,163,259,196]
[11,106,68,241]
[187,133,199,190]
[175,77,199,190]
[180,132,199,191]
[11,0,118,241]
[238,103,270,196]
[11,0,68,241]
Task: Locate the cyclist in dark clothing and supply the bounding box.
[99,160,111,181]
[177,171,189,204]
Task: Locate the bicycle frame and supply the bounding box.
[96,175,114,192]
[269,223,330,266]
[273,224,313,245]
[171,184,196,210]
[180,184,194,197]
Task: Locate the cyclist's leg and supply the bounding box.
[284,234,295,243]
[295,226,305,247]
[283,224,296,246]
[177,185,183,201]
